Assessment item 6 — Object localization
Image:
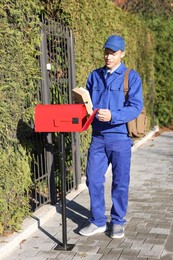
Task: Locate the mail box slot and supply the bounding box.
[35,104,98,133]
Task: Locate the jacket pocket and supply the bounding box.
[109,89,125,109]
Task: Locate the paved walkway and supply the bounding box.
[1,130,173,260]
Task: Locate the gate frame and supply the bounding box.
[31,20,81,209]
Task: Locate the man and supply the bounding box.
[79,35,143,238]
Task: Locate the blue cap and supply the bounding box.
[103,35,125,51]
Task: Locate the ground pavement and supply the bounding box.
[1,129,173,260]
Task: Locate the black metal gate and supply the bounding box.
[30,19,81,211]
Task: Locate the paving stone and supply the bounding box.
[147,258,160,260]
[125,225,137,232]
[125,231,138,239]
[67,238,80,245]
[100,254,120,260]
[5,252,23,260]
[98,247,111,254]
[121,248,140,256]
[53,251,76,260]
[138,244,164,259]
[87,233,110,241]
[128,217,146,224]
[118,241,132,249]
[124,237,146,244]
[96,239,110,247]
[156,234,168,240]
[118,256,147,260]
[71,245,100,254]
[109,248,123,255]
[76,239,99,247]
[149,228,170,235]
[107,238,123,248]
[73,252,102,260]
[16,248,40,257]
[18,256,47,260]
[36,250,60,258]
[32,242,54,250]
[134,233,147,241]
[160,253,173,260]
[151,244,164,253]
[138,249,162,259]
[144,238,165,245]
[135,225,152,233]
[133,213,151,219]
[130,243,153,251]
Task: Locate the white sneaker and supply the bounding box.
[110,224,124,239]
[79,223,107,236]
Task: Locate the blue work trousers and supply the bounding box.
[86,134,132,226]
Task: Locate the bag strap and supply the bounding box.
[124,69,131,99]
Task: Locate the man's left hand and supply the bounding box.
[98,109,112,122]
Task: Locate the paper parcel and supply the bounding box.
[72,87,93,115]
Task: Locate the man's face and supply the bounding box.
[104,48,125,70]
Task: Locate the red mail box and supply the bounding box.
[34,104,98,133]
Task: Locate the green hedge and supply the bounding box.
[152,16,173,126]
[0,0,41,235]
[0,146,32,234]
[121,0,173,126]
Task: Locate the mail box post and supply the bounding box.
[59,133,74,251]
[51,132,75,251]
[34,104,98,251]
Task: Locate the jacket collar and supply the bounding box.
[100,63,127,75]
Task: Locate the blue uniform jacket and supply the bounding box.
[86,63,144,137]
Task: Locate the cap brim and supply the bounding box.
[103,43,122,52]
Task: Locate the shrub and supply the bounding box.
[0,146,32,235]
[0,0,41,235]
